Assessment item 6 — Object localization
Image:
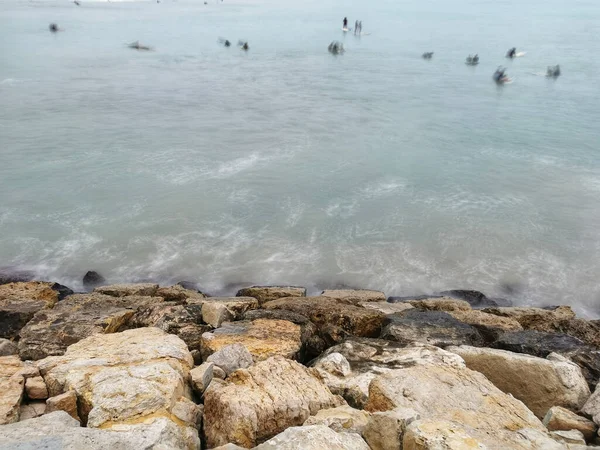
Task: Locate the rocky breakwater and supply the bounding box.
[2,282,600,448]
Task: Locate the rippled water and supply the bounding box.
[1,0,599,315]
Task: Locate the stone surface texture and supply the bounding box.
[303,405,371,434]
[236,286,306,305]
[253,425,370,450]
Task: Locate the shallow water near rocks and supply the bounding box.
[1,0,599,316]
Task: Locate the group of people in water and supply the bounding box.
[342,17,363,35]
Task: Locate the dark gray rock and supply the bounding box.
[0,267,35,285]
[387,295,443,303]
[438,289,511,308]
[82,271,106,291]
[381,309,484,348]
[51,283,73,301]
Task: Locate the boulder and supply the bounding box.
[156,285,206,303]
[203,356,344,448]
[236,286,306,305]
[94,283,159,297]
[19,401,46,421]
[543,406,597,441]
[253,425,370,450]
[0,410,200,450]
[199,297,259,327]
[360,302,414,315]
[381,310,484,348]
[406,297,471,312]
[0,339,17,356]
[0,267,35,285]
[36,327,197,444]
[25,376,48,400]
[264,297,386,338]
[202,302,233,328]
[447,309,523,332]
[364,362,546,448]
[18,293,161,360]
[190,362,214,395]
[439,289,508,308]
[303,405,371,434]
[581,384,600,426]
[321,289,386,305]
[0,355,25,424]
[0,281,72,303]
[549,430,586,445]
[206,343,253,375]
[46,390,80,421]
[402,419,487,449]
[362,407,420,450]
[201,319,302,362]
[213,366,226,379]
[82,271,106,291]
[447,346,590,418]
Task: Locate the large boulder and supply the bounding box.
[439,289,511,308]
[364,363,547,448]
[46,390,80,421]
[254,425,370,450]
[203,356,344,448]
[94,283,159,297]
[200,319,303,362]
[402,419,487,449]
[236,286,306,305]
[206,343,253,375]
[381,310,484,348]
[0,339,17,356]
[0,410,200,450]
[0,267,35,285]
[36,327,199,448]
[155,285,206,303]
[82,271,106,291]
[303,405,371,434]
[0,355,25,424]
[447,309,523,332]
[405,297,471,312]
[200,297,258,328]
[18,293,161,360]
[321,289,386,305]
[581,384,600,426]
[362,407,420,450]
[264,297,386,338]
[360,302,414,315]
[0,281,71,303]
[543,406,597,441]
[447,346,590,418]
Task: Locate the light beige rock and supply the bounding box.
[361,302,414,315]
[156,285,206,302]
[581,384,600,426]
[0,339,18,356]
[46,390,80,421]
[190,362,213,394]
[303,405,371,434]
[363,407,420,450]
[514,428,570,449]
[365,363,546,448]
[236,286,306,306]
[543,406,597,441]
[254,425,370,450]
[0,355,25,424]
[172,397,202,428]
[447,346,590,418]
[402,419,487,450]
[407,297,471,312]
[213,366,226,379]
[550,430,586,445]
[321,289,386,305]
[212,445,247,450]
[19,401,46,421]
[447,309,523,331]
[202,302,233,328]
[94,283,159,297]
[482,306,576,328]
[0,281,64,304]
[201,319,302,362]
[203,356,345,448]
[206,344,253,375]
[36,327,197,447]
[313,352,351,377]
[198,297,259,322]
[25,376,48,400]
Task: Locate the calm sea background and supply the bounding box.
[1,0,599,315]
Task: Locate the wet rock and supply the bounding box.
[156,284,206,303]
[201,319,303,362]
[447,346,590,418]
[19,401,46,421]
[82,271,106,291]
[381,309,484,348]
[190,362,213,394]
[363,407,420,450]
[446,309,523,337]
[254,425,370,450]
[0,410,200,450]
[543,406,597,441]
[0,355,25,424]
[402,419,487,449]
[406,297,471,312]
[264,297,386,338]
[25,376,48,400]
[203,356,344,448]
[94,283,159,297]
[205,343,253,375]
[439,289,508,308]
[18,293,161,360]
[360,302,414,315]
[364,362,546,448]
[0,267,35,285]
[321,289,386,305]
[303,405,371,434]
[236,286,306,305]
[0,339,17,356]
[46,390,80,421]
[36,327,197,445]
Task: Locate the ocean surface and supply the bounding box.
[1,0,599,315]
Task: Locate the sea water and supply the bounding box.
[1,0,599,315]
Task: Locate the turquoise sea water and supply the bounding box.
[1,0,599,315]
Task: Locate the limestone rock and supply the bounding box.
[236,286,306,305]
[447,346,590,418]
[203,356,344,448]
[382,309,484,348]
[156,284,206,302]
[212,445,246,450]
[201,319,302,362]
[46,390,80,421]
[0,267,35,285]
[448,309,523,332]
[543,406,597,441]
[36,327,195,435]
[313,352,351,377]
[25,376,48,400]
[202,302,233,328]
[402,419,487,450]
[199,297,259,325]
[172,397,203,428]
[254,425,370,450]
[363,407,420,450]
[321,289,386,305]
[360,301,414,315]
[19,401,46,421]
[190,362,214,394]
[82,271,106,291]
[0,281,71,303]
[0,355,25,424]
[549,430,586,445]
[439,289,508,308]
[406,297,472,312]
[18,293,160,360]
[206,343,253,375]
[213,366,226,379]
[0,339,17,356]
[581,384,600,426]
[94,283,159,297]
[364,362,546,448]
[264,297,386,338]
[0,410,200,450]
[303,405,371,434]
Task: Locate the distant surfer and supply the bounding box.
[546,65,560,77]
[422,52,433,59]
[506,47,517,58]
[358,21,362,33]
[241,42,249,51]
[493,66,509,83]
[224,40,231,47]
[49,23,59,32]
[354,20,358,35]
[128,41,152,51]
[343,17,348,30]
[74,0,80,5]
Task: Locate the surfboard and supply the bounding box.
[515,52,526,57]
[342,27,350,32]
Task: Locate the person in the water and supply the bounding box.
[343,17,348,29]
